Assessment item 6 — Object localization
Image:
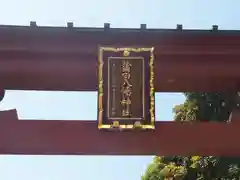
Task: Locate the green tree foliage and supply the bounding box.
[142,93,240,180]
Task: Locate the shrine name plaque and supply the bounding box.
[98,47,155,130]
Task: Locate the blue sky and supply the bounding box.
[0,0,239,179]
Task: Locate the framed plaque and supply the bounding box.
[97,47,155,130]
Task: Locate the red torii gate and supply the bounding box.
[0,23,240,156]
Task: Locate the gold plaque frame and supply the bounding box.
[97,47,155,130]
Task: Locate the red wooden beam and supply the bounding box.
[1,26,240,156]
[1,26,240,92]
[0,109,239,156]
[1,52,240,92]
[1,26,240,52]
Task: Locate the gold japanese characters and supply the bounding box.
[98,47,155,130]
[121,60,132,117]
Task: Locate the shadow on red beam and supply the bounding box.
[0,110,239,156]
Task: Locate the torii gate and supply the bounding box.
[0,22,240,156]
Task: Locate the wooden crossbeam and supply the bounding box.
[1,26,240,156]
[1,52,240,92]
[1,26,240,92]
[0,109,239,156]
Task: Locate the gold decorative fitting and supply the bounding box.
[112,121,120,128]
[134,121,142,128]
[123,50,130,56]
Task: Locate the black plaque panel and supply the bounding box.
[98,47,155,130]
